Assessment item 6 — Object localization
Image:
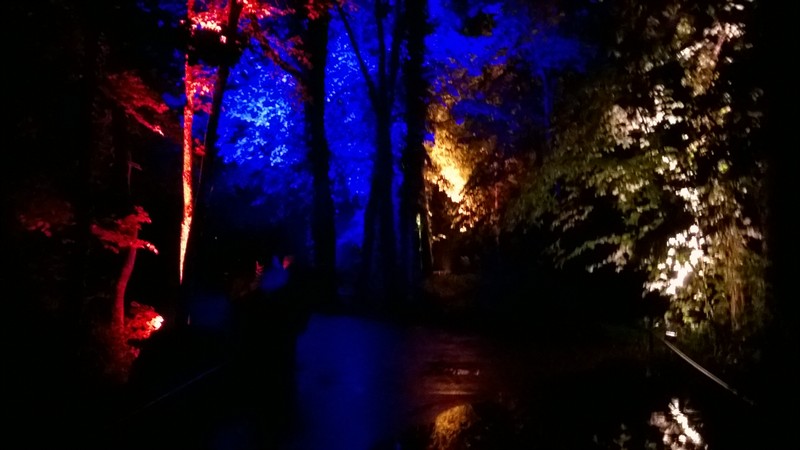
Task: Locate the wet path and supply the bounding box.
[93,310,769,450]
[281,313,652,450]
[283,315,502,450]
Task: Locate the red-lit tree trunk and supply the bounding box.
[108,105,135,335]
[177,0,244,326]
[113,237,138,332]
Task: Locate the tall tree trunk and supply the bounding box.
[303,12,338,306]
[179,58,195,284]
[399,0,431,300]
[359,97,397,304]
[352,0,402,305]
[378,95,399,301]
[177,64,232,326]
[177,0,243,327]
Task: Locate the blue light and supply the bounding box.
[198,0,587,263]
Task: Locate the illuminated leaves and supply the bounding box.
[425,1,584,237]
[91,206,159,255]
[104,71,171,136]
[17,196,75,238]
[512,0,767,332]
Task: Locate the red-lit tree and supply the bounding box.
[8,0,182,391]
[178,0,246,299]
[90,67,175,380]
[91,206,159,334]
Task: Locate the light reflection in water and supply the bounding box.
[650,398,707,450]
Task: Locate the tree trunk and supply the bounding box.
[177,1,243,327]
[399,0,431,300]
[113,244,138,333]
[179,58,195,285]
[359,85,399,306]
[357,0,402,306]
[303,12,338,306]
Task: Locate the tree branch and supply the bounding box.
[336,3,378,107]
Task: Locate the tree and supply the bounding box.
[7,6,181,438]
[297,1,339,305]
[177,0,247,326]
[336,0,406,304]
[186,0,341,307]
[424,0,583,263]
[213,1,382,306]
[92,208,159,333]
[511,0,769,357]
[399,0,433,295]
[92,66,175,379]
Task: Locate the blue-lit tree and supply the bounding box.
[334,0,407,303]
[245,0,341,304]
[211,0,588,304]
[211,1,377,304]
[174,0,344,310]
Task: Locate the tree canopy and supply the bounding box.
[510,0,769,348]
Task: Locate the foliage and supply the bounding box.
[425,0,584,243]
[126,301,164,343]
[15,190,75,238]
[90,301,163,383]
[326,15,378,206]
[216,47,312,218]
[91,206,159,254]
[510,0,769,347]
[103,70,174,137]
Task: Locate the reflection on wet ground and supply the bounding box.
[95,309,770,450]
[649,398,706,450]
[278,313,765,450]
